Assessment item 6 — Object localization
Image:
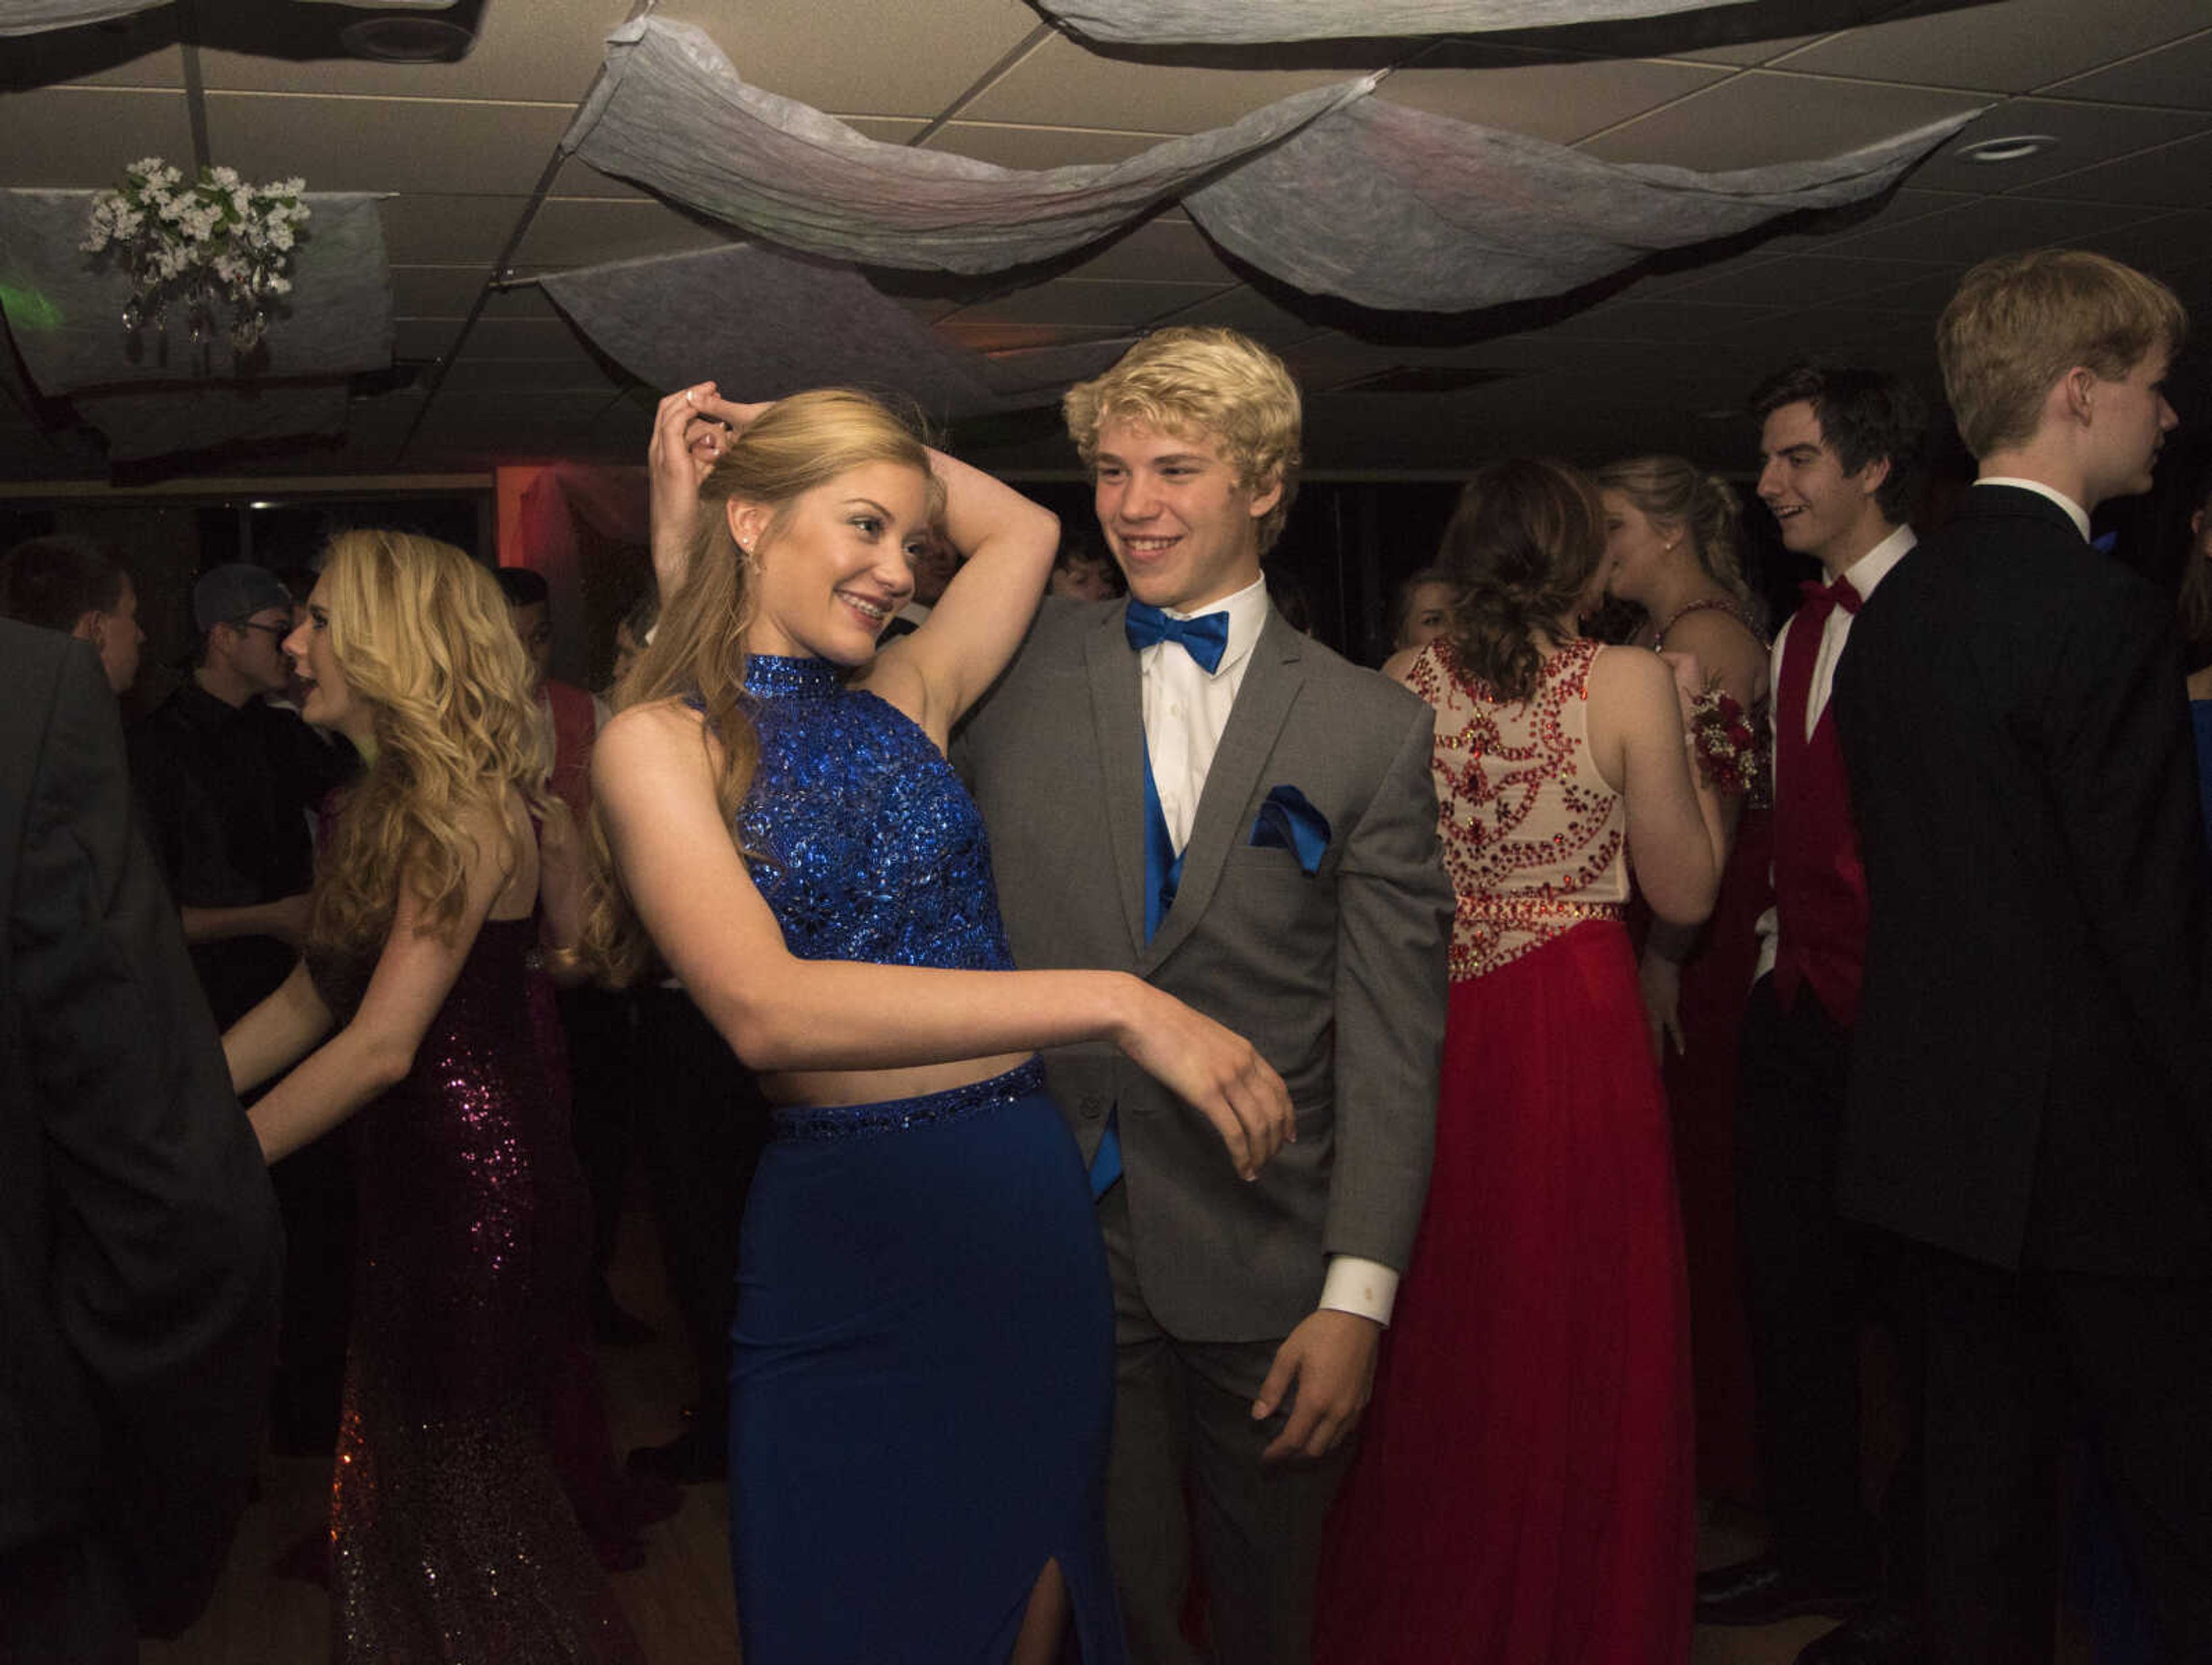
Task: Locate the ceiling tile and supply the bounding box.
[2027,130,2212,210]
[196,0,619,103]
[1768,0,2212,93]
[1058,220,1243,286]
[943,277,1228,328]
[1672,31,1828,67]
[0,87,194,187]
[1579,71,1987,169]
[378,195,531,265]
[510,198,737,267]
[1661,252,1942,306]
[390,264,498,317]
[922,124,1176,169]
[960,33,1387,134]
[3,31,183,91]
[2044,29,2212,111]
[1762,185,1976,252]
[1528,297,1785,343]
[1828,194,2169,261]
[1903,97,2212,195]
[438,356,623,394]
[451,317,599,361]
[1145,284,1329,345]
[934,321,1134,352]
[393,318,465,360]
[203,93,575,195]
[1628,249,1789,296]
[654,0,1046,118]
[1378,45,1729,145]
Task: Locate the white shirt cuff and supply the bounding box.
[1319,1256,1399,1326]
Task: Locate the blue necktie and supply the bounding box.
[1089,737,1185,1202]
[1125,602,1229,673]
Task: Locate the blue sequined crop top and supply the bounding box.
[724,653,1017,974]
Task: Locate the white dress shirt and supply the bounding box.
[1751,522,1915,983]
[1134,576,1399,1326]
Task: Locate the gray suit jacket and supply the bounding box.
[958,598,1452,1342]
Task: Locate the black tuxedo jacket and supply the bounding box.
[1832,485,2212,1275]
[0,621,282,1635]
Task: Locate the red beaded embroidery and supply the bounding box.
[1408,638,1627,983]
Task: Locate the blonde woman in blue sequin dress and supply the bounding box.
[222,530,641,1662]
[582,384,1295,1663]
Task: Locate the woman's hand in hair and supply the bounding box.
[648,382,766,599]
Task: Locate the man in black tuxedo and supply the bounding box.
[1833,249,2212,1662]
[0,619,283,1661]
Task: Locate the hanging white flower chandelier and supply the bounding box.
[80,157,310,361]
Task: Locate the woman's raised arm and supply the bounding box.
[862,449,1058,744]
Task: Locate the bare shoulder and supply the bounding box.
[1380,644,1421,685]
[1661,606,1763,662]
[593,698,715,783]
[1585,640,1676,714]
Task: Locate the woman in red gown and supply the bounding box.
[1318,459,1726,1664]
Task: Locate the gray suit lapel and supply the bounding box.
[1143,609,1304,972]
[1085,606,1152,958]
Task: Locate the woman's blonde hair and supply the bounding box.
[578,388,942,985]
[1593,454,1760,624]
[1439,458,1607,704]
[307,530,547,955]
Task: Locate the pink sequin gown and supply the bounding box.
[308,916,641,1663]
[1316,638,1694,1665]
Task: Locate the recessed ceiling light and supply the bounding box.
[1959,134,2058,165]
[339,16,476,60]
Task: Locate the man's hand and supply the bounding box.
[1252,1307,1381,1462]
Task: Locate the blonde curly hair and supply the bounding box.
[306,530,548,955]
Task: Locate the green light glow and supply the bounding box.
[0,285,63,331]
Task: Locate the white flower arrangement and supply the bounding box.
[82,156,310,356]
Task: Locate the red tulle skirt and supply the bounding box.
[1315,920,1694,1665]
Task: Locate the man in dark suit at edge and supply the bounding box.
[0,619,283,1662]
[957,328,1453,1664]
[1833,249,2212,1662]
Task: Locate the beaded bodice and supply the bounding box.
[730,654,1016,973]
[1407,637,1627,982]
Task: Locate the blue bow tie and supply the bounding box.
[1125,602,1230,673]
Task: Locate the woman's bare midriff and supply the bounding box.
[758,1050,1035,1110]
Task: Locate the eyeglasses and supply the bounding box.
[232,620,291,640]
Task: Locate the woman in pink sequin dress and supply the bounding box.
[1317,460,1726,1665]
[224,531,641,1663]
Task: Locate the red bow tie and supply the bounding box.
[1797,575,1862,621]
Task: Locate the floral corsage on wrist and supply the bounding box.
[1686,684,1771,807]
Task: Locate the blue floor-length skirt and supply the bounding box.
[730,1059,1125,1663]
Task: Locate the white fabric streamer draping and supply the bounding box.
[1034,0,1751,45]
[1182,98,1983,312]
[0,189,393,461]
[561,17,1372,274]
[540,241,1134,422]
[0,0,165,35]
[562,16,1974,316]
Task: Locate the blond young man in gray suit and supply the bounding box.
[958,328,1453,1664]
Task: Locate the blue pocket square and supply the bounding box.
[1248,784,1330,875]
